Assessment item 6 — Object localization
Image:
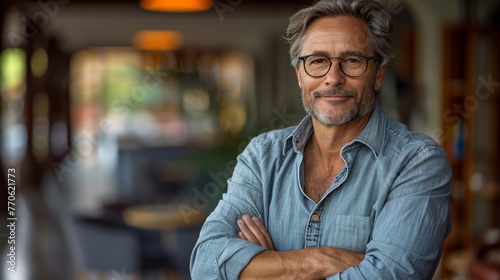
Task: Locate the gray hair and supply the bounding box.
[284,0,393,67]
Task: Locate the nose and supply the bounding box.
[324,59,345,87]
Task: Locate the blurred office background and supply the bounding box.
[0,0,499,279]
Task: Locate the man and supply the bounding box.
[190,0,452,279]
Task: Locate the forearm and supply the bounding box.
[190,203,267,279]
[240,247,364,280]
[191,236,266,279]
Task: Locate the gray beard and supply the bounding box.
[302,87,375,126]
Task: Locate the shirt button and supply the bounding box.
[311,213,320,222]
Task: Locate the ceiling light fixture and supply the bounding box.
[133,30,184,51]
[140,0,214,12]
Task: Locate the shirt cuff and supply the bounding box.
[216,239,267,279]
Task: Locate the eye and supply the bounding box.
[342,56,362,65]
[308,56,328,65]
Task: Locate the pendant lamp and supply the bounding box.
[140,0,214,12]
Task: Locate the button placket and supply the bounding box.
[305,203,325,248]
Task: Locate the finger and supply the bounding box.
[241,214,271,249]
[252,216,275,251]
[237,218,259,244]
[238,231,248,240]
[250,216,275,250]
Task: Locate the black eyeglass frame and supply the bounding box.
[297,54,380,78]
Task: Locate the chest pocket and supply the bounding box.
[328,215,373,252]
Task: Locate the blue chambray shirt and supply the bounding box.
[190,104,452,279]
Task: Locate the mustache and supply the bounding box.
[313,88,356,97]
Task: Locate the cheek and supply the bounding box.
[359,79,377,101]
[300,75,322,93]
[357,70,378,93]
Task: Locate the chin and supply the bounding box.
[312,109,358,126]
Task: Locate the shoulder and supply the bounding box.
[382,118,449,168]
[233,126,298,177]
[245,126,296,154]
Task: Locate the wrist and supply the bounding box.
[309,247,365,277]
[275,249,326,279]
[307,247,333,278]
[280,248,332,279]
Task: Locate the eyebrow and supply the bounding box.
[307,50,366,57]
[341,50,365,56]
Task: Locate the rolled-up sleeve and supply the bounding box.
[190,137,267,279]
[328,144,452,280]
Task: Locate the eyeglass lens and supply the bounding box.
[303,55,368,77]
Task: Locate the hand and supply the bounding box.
[237,214,275,251]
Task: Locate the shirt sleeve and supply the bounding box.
[190,136,268,280]
[328,144,453,280]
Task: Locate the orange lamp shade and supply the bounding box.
[133,30,184,51]
[140,0,214,12]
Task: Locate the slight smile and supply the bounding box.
[317,95,352,102]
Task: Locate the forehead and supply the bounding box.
[301,16,374,55]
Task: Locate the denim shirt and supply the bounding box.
[190,105,452,279]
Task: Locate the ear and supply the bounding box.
[295,66,302,89]
[374,64,387,91]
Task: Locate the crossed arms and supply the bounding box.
[236,214,364,279]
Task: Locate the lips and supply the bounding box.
[319,95,351,99]
[317,95,353,104]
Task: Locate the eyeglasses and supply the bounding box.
[297,54,379,78]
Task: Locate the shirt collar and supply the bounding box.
[353,104,385,158]
[283,114,313,155]
[283,104,385,157]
